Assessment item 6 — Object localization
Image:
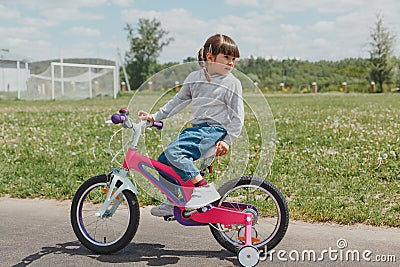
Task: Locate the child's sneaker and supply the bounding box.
[185,183,220,210]
[150,199,174,217]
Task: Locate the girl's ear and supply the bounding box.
[206,52,214,62]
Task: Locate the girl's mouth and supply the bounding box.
[225,67,233,72]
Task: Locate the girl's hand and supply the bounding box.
[137,110,154,122]
[216,140,229,157]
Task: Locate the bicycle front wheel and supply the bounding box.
[210,176,289,254]
[70,174,140,254]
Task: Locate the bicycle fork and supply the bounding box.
[95,168,139,218]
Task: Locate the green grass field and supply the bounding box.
[0,92,399,227]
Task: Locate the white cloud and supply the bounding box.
[65,26,101,36]
[315,0,363,14]
[6,0,105,22]
[79,0,108,7]
[61,42,103,58]
[147,9,278,62]
[224,0,259,7]
[312,38,329,47]
[1,0,400,62]
[22,17,57,28]
[121,8,209,61]
[265,0,363,14]
[0,26,47,39]
[280,24,301,32]
[0,4,20,19]
[41,7,104,21]
[260,0,311,13]
[112,0,134,7]
[121,8,153,21]
[4,37,54,61]
[9,0,107,9]
[310,21,336,32]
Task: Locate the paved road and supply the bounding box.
[0,197,399,267]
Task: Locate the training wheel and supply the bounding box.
[237,245,259,267]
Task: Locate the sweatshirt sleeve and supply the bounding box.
[222,78,245,146]
[152,81,192,122]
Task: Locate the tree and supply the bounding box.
[368,13,396,93]
[183,56,196,63]
[125,18,174,89]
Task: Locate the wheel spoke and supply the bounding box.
[71,175,140,253]
[210,177,289,253]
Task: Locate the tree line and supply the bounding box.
[124,14,398,93]
[30,15,398,94]
[235,56,400,93]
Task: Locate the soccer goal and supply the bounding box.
[23,61,119,100]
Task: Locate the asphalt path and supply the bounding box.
[0,197,399,267]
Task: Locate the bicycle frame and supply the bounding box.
[70,109,291,267]
[123,148,194,206]
[99,115,256,247]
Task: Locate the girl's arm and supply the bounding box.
[138,83,191,122]
[152,82,192,122]
[223,80,245,146]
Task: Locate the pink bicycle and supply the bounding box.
[70,108,289,267]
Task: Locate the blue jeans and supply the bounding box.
[158,123,227,183]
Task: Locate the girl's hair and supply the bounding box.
[198,34,240,82]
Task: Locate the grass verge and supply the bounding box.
[0,92,399,226]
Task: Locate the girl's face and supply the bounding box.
[207,53,237,75]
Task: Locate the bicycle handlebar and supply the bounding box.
[111,113,126,124]
[152,121,164,130]
[110,108,163,130]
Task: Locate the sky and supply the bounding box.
[0,0,399,63]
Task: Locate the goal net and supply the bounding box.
[22,62,118,100]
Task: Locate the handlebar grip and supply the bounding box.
[119,108,129,115]
[111,113,126,124]
[152,121,164,130]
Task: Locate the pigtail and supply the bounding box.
[198,47,212,82]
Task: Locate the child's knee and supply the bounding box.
[158,152,170,165]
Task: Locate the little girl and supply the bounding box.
[138,34,244,216]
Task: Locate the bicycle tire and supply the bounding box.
[70,174,140,254]
[209,176,289,254]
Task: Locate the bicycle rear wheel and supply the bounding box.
[70,174,140,254]
[210,176,289,254]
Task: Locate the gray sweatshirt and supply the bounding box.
[152,70,244,146]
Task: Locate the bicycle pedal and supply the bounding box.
[200,205,213,213]
[163,215,176,221]
[182,209,198,218]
